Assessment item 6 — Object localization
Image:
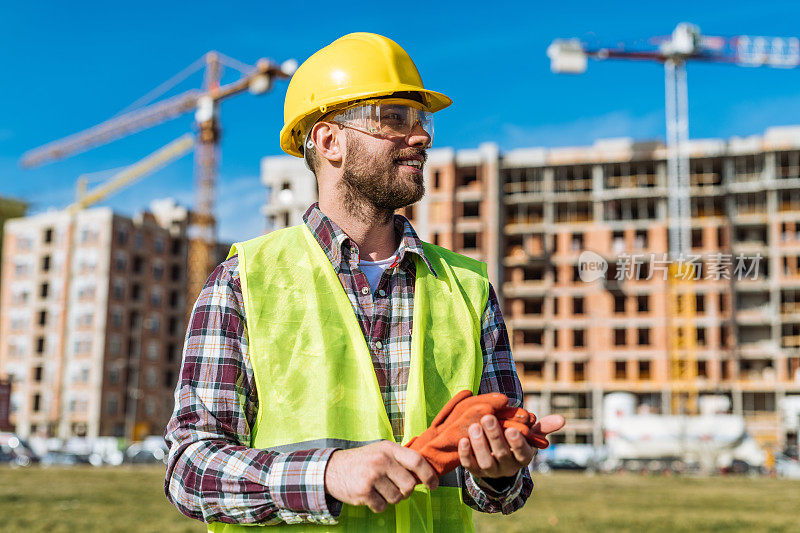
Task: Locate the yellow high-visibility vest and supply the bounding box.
[209,224,488,532]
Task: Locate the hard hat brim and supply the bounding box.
[279,86,452,157]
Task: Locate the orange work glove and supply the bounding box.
[495,406,550,449]
[405,390,512,476]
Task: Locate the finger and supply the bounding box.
[392,445,439,491]
[469,422,496,472]
[364,487,389,513]
[505,427,535,464]
[385,462,421,500]
[458,437,478,472]
[373,475,403,507]
[534,414,566,435]
[480,415,513,465]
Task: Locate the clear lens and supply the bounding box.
[331,101,434,146]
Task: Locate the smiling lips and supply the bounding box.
[397,159,423,169]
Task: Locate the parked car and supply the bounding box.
[0,432,38,467]
[124,437,169,465]
[40,450,92,466]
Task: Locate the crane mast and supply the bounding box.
[548,23,800,415]
[20,51,297,309]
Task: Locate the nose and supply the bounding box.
[406,121,432,148]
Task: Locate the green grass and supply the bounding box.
[1,467,797,532]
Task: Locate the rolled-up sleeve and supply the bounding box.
[460,284,533,514]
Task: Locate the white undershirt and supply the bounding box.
[359,254,397,292]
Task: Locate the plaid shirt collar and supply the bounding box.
[302,203,437,278]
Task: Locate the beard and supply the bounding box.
[338,132,426,223]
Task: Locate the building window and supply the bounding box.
[108,368,120,384]
[43,227,53,244]
[154,237,165,253]
[462,233,478,250]
[33,366,43,382]
[634,229,648,250]
[523,330,543,345]
[164,370,176,388]
[522,361,543,379]
[132,284,141,301]
[614,328,626,346]
[614,295,626,314]
[639,360,651,380]
[40,282,49,299]
[170,265,182,282]
[36,337,45,354]
[573,329,585,348]
[614,361,627,380]
[41,255,51,272]
[433,171,441,189]
[147,342,160,361]
[571,233,584,251]
[153,262,164,280]
[462,202,480,218]
[573,297,584,315]
[133,256,144,274]
[117,227,129,245]
[697,327,707,346]
[573,362,586,381]
[134,231,144,248]
[115,253,127,272]
[113,280,125,300]
[698,360,708,378]
[637,295,649,313]
[32,394,41,412]
[553,329,560,348]
[38,309,47,326]
[150,288,162,307]
[106,396,118,415]
[695,294,705,314]
[637,328,651,346]
[109,336,121,355]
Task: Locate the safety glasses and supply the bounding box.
[328,99,434,147]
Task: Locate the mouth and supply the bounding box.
[395,156,425,172]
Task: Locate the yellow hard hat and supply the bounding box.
[279,32,452,157]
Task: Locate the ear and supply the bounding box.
[310,122,343,164]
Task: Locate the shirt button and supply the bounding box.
[374,341,383,350]
[361,286,370,295]
[378,289,386,297]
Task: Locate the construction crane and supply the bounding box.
[20,51,297,310]
[547,23,800,415]
[56,136,195,440]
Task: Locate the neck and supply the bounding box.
[318,197,398,261]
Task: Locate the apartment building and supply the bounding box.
[261,127,800,450]
[0,199,190,440]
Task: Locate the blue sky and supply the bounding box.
[2,1,800,242]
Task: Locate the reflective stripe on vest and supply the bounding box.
[209,224,489,532]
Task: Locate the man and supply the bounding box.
[165,32,565,531]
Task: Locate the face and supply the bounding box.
[338,125,429,215]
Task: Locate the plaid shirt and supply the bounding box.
[165,204,532,526]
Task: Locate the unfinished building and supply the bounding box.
[261,126,800,451]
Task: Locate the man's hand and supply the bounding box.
[458,413,566,479]
[324,440,439,513]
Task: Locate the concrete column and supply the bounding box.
[593,387,604,448]
[480,143,502,293]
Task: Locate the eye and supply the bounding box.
[381,112,404,125]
